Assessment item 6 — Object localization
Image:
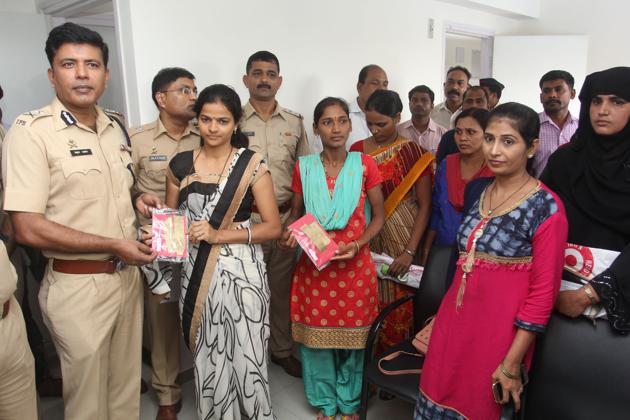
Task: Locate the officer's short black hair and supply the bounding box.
[151,67,195,107]
[45,22,109,67]
[246,51,280,74]
[408,85,435,103]
[358,65,384,84]
[447,65,472,81]
[539,70,575,89]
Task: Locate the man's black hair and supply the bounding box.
[447,65,472,81]
[539,70,575,89]
[408,85,435,103]
[151,67,195,107]
[246,51,280,74]
[45,22,109,67]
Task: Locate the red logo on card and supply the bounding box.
[564,244,594,277]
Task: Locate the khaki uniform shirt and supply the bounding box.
[240,101,310,206]
[130,118,199,225]
[1,97,137,260]
[0,241,17,306]
[0,125,7,224]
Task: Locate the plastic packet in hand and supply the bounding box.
[152,208,188,263]
[371,252,424,288]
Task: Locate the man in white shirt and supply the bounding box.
[347,64,388,147]
[431,66,470,129]
[397,85,446,155]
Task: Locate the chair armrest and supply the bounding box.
[363,295,414,366]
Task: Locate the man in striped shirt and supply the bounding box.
[535,70,579,177]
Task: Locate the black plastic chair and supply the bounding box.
[358,245,452,419]
[524,312,630,420]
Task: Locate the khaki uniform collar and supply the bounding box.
[244,100,286,121]
[51,96,114,134]
[153,117,199,140]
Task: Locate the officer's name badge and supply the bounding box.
[243,131,255,137]
[70,149,93,157]
[149,155,167,161]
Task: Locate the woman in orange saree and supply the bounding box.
[350,90,434,351]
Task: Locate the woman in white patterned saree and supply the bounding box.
[164,84,281,420]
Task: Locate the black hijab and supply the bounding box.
[547,67,630,237]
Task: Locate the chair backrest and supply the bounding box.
[525,313,630,419]
[413,245,452,332]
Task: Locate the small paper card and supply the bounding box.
[560,243,620,320]
[152,209,188,262]
[289,213,338,271]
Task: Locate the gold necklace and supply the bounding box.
[484,176,532,216]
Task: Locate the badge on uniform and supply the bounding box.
[68,139,78,149]
[60,110,77,126]
[70,149,93,157]
[243,131,255,137]
[149,155,167,161]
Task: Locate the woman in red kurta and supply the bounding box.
[281,97,385,420]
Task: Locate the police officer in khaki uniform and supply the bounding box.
[130,67,199,420]
[2,23,158,420]
[0,240,37,420]
[241,51,310,377]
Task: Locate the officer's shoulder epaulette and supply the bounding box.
[14,107,51,127]
[128,121,155,138]
[103,108,127,127]
[281,107,303,120]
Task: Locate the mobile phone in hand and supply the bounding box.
[492,381,503,403]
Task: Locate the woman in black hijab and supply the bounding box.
[529,67,630,419]
[542,66,630,328]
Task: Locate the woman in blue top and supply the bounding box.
[423,108,492,258]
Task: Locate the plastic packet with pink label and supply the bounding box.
[152,209,188,262]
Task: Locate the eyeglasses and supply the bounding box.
[160,87,198,96]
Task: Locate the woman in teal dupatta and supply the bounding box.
[280,97,385,420]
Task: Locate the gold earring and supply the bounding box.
[527,154,534,158]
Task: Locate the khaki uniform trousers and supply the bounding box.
[144,285,181,405]
[39,264,143,420]
[256,211,298,358]
[0,296,37,420]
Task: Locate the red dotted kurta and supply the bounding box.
[290,154,381,349]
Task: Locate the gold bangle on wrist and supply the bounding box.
[499,362,519,380]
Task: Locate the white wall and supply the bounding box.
[115,0,518,140]
[0,0,39,13]
[82,24,125,116]
[493,35,587,116]
[512,0,630,74]
[0,11,51,125]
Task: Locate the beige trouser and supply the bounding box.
[39,264,143,420]
[0,296,37,420]
[144,285,181,405]
[255,211,298,358]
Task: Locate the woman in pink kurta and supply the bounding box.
[415,103,568,419]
